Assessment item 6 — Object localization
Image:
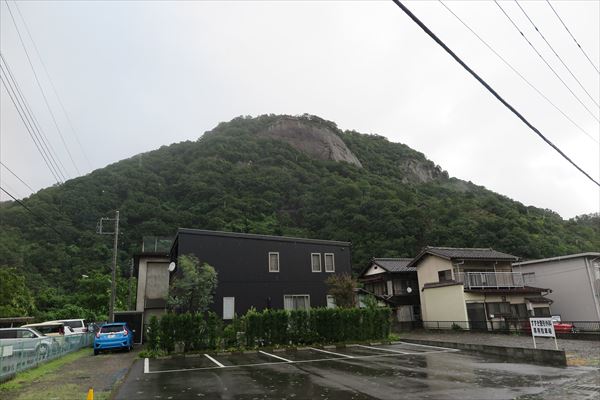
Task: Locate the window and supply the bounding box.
[223,297,235,320]
[366,281,386,296]
[324,253,335,272]
[438,269,452,282]
[534,307,551,317]
[511,303,528,318]
[311,253,321,272]
[17,330,36,339]
[523,272,536,285]
[326,295,336,309]
[486,302,511,317]
[393,279,405,294]
[284,295,310,311]
[268,252,279,272]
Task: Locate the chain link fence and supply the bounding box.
[0,333,94,382]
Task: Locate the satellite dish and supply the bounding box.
[168,262,176,272]
[406,287,413,294]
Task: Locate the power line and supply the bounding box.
[494,1,599,123]
[13,1,93,170]
[0,53,69,181]
[438,1,598,144]
[515,0,599,109]
[0,53,67,183]
[546,0,600,75]
[0,161,35,192]
[0,186,63,237]
[1,60,64,183]
[5,0,82,176]
[391,0,599,187]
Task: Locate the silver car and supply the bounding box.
[0,327,54,358]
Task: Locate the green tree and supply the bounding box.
[326,273,358,308]
[168,255,217,313]
[0,267,36,317]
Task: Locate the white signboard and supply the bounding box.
[529,317,558,350]
[530,318,556,338]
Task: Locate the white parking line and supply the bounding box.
[144,357,149,373]
[308,347,354,358]
[393,341,459,352]
[204,354,225,368]
[259,350,292,363]
[147,350,456,374]
[355,344,411,354]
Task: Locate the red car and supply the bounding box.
[522,320,577,334]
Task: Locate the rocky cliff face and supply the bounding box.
[258,117,363,167]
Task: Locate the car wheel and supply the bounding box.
[94,349,99,356]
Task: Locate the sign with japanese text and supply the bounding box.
[530,317,556,338]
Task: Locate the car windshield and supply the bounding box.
[101,325,125,333]
[29,328,45,337]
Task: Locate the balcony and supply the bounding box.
[456,271,524,289]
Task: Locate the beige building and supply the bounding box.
[134,252,170,325]
[407,247,552,330]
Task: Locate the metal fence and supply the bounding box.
[0,333,94,381]
[412,320,600,334]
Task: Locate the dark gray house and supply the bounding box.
[358,258,421,324]
[169,228,352,319]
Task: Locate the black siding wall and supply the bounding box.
[175,232,352,318]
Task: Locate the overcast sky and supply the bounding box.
[1,1,598,219]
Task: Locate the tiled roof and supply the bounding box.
[423,247,519,261]
[372,258,415,273]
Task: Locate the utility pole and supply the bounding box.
[127,258,134,310]
[97,210,119,322]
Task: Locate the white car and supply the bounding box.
[22,322,76,336]
[46,319,88,334]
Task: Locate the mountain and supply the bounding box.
[1,114,598,319]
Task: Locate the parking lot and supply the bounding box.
[116,342,598,399]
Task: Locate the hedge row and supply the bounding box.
[146,307,391,353]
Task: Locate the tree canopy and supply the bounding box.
[0,114,597,319]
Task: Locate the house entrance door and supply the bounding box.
[466,303,487,331]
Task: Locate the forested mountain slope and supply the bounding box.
[1,114,598,319]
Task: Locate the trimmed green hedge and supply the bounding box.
[146,307,391,353]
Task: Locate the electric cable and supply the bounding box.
[439,1,598,144]
[391,0,599,187]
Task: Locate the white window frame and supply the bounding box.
[268,252,280,272]
[223,297,235,320]
[311,253,322,273]
[326,295,336,309]
[324,253,335,272]
[283,294,311,311]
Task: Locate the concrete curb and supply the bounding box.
[401,338,567,366]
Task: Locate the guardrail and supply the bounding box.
[393,320,600,334]
[456,272,524,288]
[0,333,94,382]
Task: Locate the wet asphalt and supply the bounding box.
[115,342,598,399]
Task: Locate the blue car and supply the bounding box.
[94,322,134,355]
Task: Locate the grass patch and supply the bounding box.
[0,348,90,392]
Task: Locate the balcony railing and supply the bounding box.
[456,272,524,289]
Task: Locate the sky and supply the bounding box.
[1,0,599,219]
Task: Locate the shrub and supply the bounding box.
[146,315,160,351]
[152,306,392,353]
